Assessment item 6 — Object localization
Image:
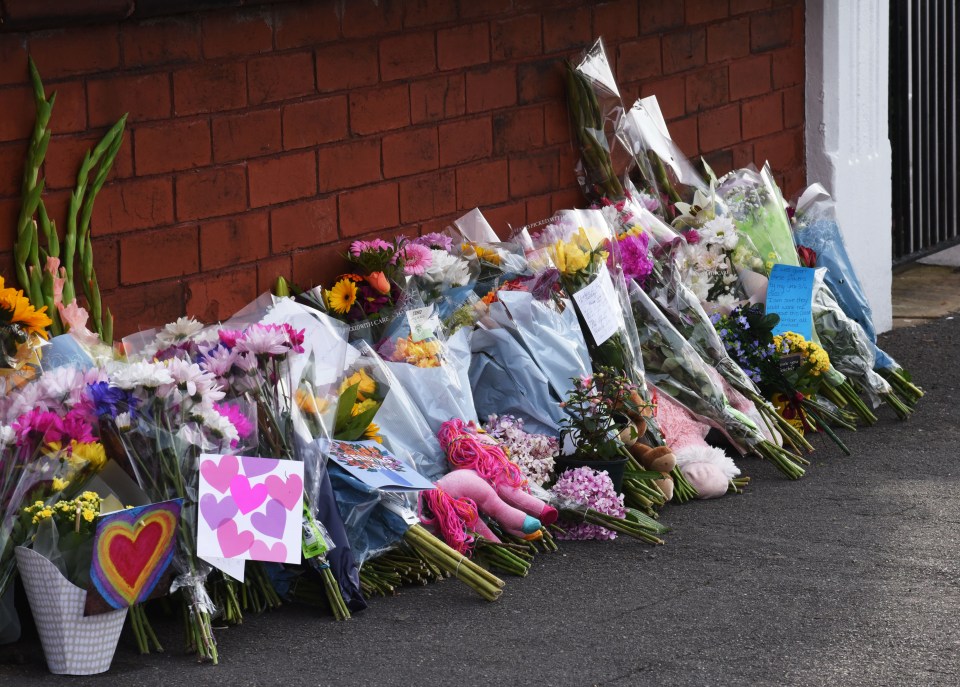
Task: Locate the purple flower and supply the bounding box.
[616,233,654,282]
[550,466,625,541]
[681,228,700,245]
[415,232,453,252]
[88,382,139,420]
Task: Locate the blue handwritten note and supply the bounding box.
[766,264,815,340]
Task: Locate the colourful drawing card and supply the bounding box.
[326,440,435,492]
[196,454,304,566]
[84,499,182,616]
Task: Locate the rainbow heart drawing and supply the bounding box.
[89,500,181,612]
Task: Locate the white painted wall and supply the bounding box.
[805,0,893,332]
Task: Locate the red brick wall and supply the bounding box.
[0,0,805,336]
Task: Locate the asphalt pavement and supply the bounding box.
[1,314,958,686]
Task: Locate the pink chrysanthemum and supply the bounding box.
[395,242,433,276]
[214,402,255,448]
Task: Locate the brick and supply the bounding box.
[0,34,29,86]
[542,6,592,53]
[213,109,283,163]
[186,268,258,323]
[292,242,349,288]
[698,104,740,152]
[410,74,466,124]
[509,151,559,199]
[686,65,729,113]
[438,23,490,71]
[46,81,88,134]
[731,0,772,13]
[663,29,706,74]
[0,86,38,143]
[87,72,172,127]
[525,194,552,226]
[640,0,685,34]
[439,117,492,166]
[46,132,134,191]
[783,85,803,128]
[686,0,729,25]
[200,212,269,270]
[670,116,700,157]
[174,62,246,115]
[121,225,199,284]
[342,0,402,38]
[493,107,544,155]
[257,255,292,294]
[618,37,662,82]
[350,85,410,135]
[403,0,458,28]
[380,31,436,81]
[382,127,439,178]
[399,171,456,223]
[135,119,211,175]
[753,129,801,169]
[282,97,348,150]
[109,281,184,338]
[270,198,338,252]
[458,0,512,19]
[92,177,174,234]
[772,46,804,88]
[543,101,571,145]
[731,142,755,168]
[339,183,399,236]
[518,60,564,105]
[315,42,378,94]
[751,8,793,52]
[175,165,247,221]
[121,18,200,67]
[455,160,509,209]
[741,92,783,139]
[778,166,805,199]
[729,55,771,100]
[318,139,381,192]
[249,52,316,106]
[29,25,120,78]
[702,149,733,178]
[593,0,640,42]
[92,237,119,291]
[707,18,750,63]
[0,199,18,248]
[492,14,542,61]
[274,0,340,49]
[467,65,517,113]
[640,76,687,120]
[249,152,317,208]
[0,144,24,197]
[201,8,273,59]
[557,148,579,189]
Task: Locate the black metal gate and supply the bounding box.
[889,0,960,262]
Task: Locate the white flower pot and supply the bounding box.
[14,546,127,675]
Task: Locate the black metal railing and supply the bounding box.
[890,0,960,262]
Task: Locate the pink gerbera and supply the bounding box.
[395,242,433,276]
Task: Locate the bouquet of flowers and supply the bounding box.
[483,414,558,488]
[794,184,923,406]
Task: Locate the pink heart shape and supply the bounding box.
[229,474,268,515]
[250,499,286,539]
[265,473,303,511]
[200,454,239,494]
[249,540,287,563]
[199,492,238,530]
[216,519,254,558]
[242,456,278,478]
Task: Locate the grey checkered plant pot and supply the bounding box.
[15,546,127,675]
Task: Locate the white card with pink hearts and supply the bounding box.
[196,454,304,566]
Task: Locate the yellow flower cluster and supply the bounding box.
[391,336,443,368]
[774,332,831,376]
[339,368,377,400]
[24,491,102,527]
[295,388,331,416]
[463,243,501,266]
[45,440,108,472]
[549,227,608,277]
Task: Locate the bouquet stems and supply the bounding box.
[558,507,665,545]
[319,564,351,620]
[475,539,533,577]
[669,466,698,503]
[747,390,815,454]
[754,441,806,480]
[728,476,751,494]
[878,367,924,405]
[823,381,878,425]
[802,406,852,456]
[403,524,504,602]
[128,602,163,654]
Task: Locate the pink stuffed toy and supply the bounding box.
[419,419,558,552]
[654,388,741,499]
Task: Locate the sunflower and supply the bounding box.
[0,277,53,338]
[363,422,383,443]
[339,368,377,400]
[326,277,358,315]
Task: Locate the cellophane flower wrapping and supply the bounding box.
[550,466,625,541]
[793,184,898,371]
